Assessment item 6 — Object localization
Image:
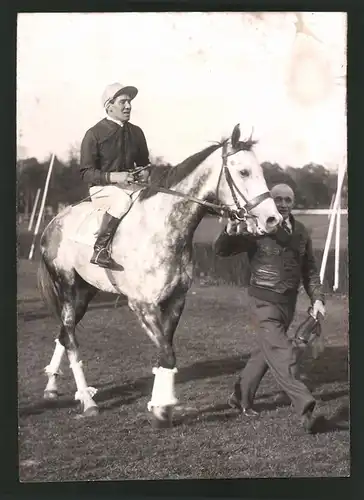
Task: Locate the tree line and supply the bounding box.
[17,153,347,216]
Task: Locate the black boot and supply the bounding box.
[227,381,259,417]
[300,401,317,434]
[90,213,124,270]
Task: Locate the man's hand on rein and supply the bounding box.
[226,219,249,236]
[133,165,151,184]
[226,216,263,236]
[108,172,134,185]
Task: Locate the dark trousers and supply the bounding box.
[238,296,316,416]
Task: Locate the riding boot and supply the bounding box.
[90,212,124,270]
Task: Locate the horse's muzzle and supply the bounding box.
[266,216,280,229]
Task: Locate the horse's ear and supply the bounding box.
[231,124,240,149]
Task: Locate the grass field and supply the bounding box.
[194,214,348,249]
[19,213,348,249]
[17,213,349,294]
[17,259,349,482]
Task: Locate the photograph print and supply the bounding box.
[17,11,348,481]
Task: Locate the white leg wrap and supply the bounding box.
[69,357,98,410]
[74,386,98,401]
[44,339,65,376]
[147,366,178,411]
[44,375,59,393]
[44,340,65,393]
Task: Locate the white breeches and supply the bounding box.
[89,185,135,219]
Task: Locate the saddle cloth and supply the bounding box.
[70,189,142,247]
[71,207,105,247]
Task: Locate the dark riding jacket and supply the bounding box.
[80,118,150,187]
[214,215,324,305]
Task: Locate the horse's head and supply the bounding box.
[216,124,282,233]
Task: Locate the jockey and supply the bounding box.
[80,82,151,270]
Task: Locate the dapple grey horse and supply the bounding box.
[38,124,282,427]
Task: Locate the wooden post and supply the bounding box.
[328,193,335,221]
[28,154,55,260]
[333,192,342,291]
[333,161,346,291]
[27,188,41,232]
[320,163,347,284]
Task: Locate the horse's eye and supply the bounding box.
[240,169,250,178]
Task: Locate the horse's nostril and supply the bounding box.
[267,216,277,226]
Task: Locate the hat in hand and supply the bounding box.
[294,307,323,347]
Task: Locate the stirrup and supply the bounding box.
[91,248,124,271]
[91,247,108,264]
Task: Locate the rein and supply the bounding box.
[221,143,272,221]
[75,144,271,221]
[133,144,272,221]
[131,180,230,216]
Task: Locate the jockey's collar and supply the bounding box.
[105,115,125,127]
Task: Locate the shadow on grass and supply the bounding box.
[253,388,349,411]
[172,399,350,433]
[303,345,348,387]
[298,402,350,435]
[18,397,78,416]
[97,355,250,411]
[18,355,248,417]
[17,299,129,322]
[19,346,348,420]
[173,402,238,427]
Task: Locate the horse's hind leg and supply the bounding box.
[44,279,97,411]
[43,288,96,399]
[59,298,99,416]
[44,338,66,399]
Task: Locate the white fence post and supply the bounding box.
[27,188,41,232]
[28,154,56,260]
[333,193,342,291]
[319,163,347,285]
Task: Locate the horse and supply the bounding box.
[37,124,282,428]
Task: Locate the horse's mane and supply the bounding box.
[139,142,223,201]
[138,135,257,201]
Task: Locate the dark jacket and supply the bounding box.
[80,118,150,187]
[214,215,324,304]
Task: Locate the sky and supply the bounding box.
[17,12,347,169]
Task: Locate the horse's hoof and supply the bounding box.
[44,390,58,400]
[151,406,173,429]
[151,418,173,429]
[83,405,99,418]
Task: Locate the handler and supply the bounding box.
[80,82,151,269]
[214,183,326,433]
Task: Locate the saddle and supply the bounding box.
[71,206,105,247]
[71,186,142,248]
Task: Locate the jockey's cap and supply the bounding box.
[271,183,295,200]
[102,82,138,108]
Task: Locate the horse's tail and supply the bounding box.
[37,255,62,321]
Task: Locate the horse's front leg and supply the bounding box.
[130,290,186,428]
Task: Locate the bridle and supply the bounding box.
[97,141,272,222]
[218,141,272,221]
